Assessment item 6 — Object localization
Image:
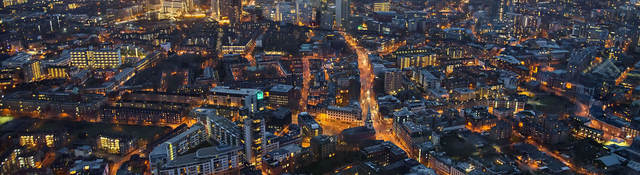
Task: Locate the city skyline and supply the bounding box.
[0,0,639,175]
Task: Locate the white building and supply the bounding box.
[207,86,264,113]
[157,145,242,175]
[325,104,362,123]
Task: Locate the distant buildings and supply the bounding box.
[2,0,26,7]
[162,0,195,18]
[18,132,66,148]
[201,110,243,147]
[1,91,105,121]
[334,0,350,29]
[212,0,242,23]
[372,2,390,12]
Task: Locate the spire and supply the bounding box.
[364,110,373,129]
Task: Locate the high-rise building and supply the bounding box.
[212,0,242,23]
[384,68,403,95]
[70,49,122,69]
[334,0,349,29]
[162,0,194,17]
[241,110,266,165]
[295,0,313,25]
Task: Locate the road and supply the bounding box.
[110,148,144,175]
[524,138,597,175]
[300,56,311,113]
[339,31,412,155]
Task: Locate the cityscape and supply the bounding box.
[0,0,639,174]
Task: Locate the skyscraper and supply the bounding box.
[212,0,242,23]
[241,110,266,165]
[334,0,349,29]
[162,0,194,17]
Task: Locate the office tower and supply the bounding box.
[70,49,122,69]
[212,0,242,23]
[295,0,313,25]
[317,0,333,30]
[334,0,349,29]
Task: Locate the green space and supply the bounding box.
[0,116,13,125]
[527,94,574,114]
[31,119,171,144]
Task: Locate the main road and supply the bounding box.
[339,31,411,154]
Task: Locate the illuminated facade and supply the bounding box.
[335,0,350,29]
[18,133,59,148]
[157,145,242,175]
[241,111,266,165]
[96,135,135,155]
[384,69,403,95]
[25,61,43,83]
[2,0,26,7]
[221,39,255,55]
[373,2,390,12]
[162,0,194,18]
[397,54,437,69]
[149,124,208,174]
[207,86,264,113]
[70,49,122,69]
[46,66,68,79]
[211,0,241,23]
